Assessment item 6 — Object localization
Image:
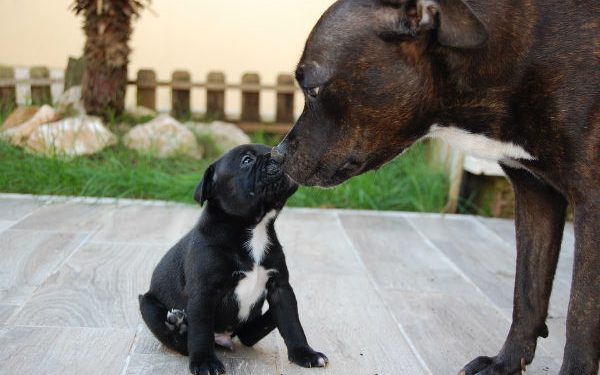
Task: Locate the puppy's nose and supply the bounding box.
[270,145,286,165]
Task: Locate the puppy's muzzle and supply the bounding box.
[264,158,284,182]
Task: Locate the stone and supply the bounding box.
[125,106,157,119]
[1,105,58,146]
[188,121,250,152]
[124,115,203,159]
[25,116,117,156]
[1,106,40,131]
[55,86,85,116]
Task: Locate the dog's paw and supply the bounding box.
[288,346,329,368]
[189,355,226,375]
[165,309,187,334]
[459,355,528,375]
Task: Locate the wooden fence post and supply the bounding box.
[0,66,16,111]
[64,57,86,91]
[171,70,191,119]
[206,71,225,120]
[30,66,51,105]
[276,74,295,123]
[241,73,260,122]
[136,69,156,110]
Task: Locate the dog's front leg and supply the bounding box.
[267,280,328,368]
[187,289,225,375]
[560,196,600,375]
[462,166,567,375]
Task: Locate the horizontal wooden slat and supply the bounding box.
[127,80,300,92]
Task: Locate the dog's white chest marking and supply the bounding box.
[234,265,272,321]
[235,210,277,321]
[427,125,536,162]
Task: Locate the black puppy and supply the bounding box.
[139,144,328,375]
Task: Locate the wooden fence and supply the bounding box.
[0,65,301,134]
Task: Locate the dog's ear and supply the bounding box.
[375,1,419,42]
[377,0,487,49]
[432,0,488,48]
[194,165,215,206]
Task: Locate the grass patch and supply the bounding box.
[1,107,448,211]
[287,143,449,212]
[0,138,448,211]
[0,141,209,203]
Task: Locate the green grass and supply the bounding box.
[0,141,210,203]
[1,107,448,211]
[287,143,449,211]
[0,136,448,211]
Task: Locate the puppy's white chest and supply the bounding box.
[234,265,272,321]
[234,210,277,321]
[246,210,277,263]
[427,125,535,162]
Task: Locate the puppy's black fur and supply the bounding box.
[139,144,328,375]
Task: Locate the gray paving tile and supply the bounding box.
[13,242,165,329]
[90,204,199,244]
[0,197,43,221]
[0,221,14,232]
[0,198,579,374]
[0,229,88,305]
[11,201,110,232]
[275,211,363,276]
[340,213,467,293]
[0,326,133,375]
[125,352,277,375]
[0,304,18,325]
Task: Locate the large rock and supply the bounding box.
[125,105,157,120]
[1,105,58,146]
[25,116,117,156]
[1,106,40,131]
[124,115,203,159]
[188,121,250,152]
[55,85,85,116]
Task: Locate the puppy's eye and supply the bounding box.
[305,86,321,99]
[241,155,254,166]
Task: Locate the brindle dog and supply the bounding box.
[272,1,600,374]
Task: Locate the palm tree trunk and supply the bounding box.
[73,0,147,119]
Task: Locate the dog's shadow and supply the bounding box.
[129,324,282,373]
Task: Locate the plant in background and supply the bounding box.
[72,0,149,119]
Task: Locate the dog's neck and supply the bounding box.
[197,202,279,249]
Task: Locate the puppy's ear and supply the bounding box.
[194,165,215,206]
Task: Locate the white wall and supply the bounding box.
[0,0,335,118]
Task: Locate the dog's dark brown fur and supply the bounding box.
[274,0,600,373]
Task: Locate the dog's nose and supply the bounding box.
[270,145,286,165]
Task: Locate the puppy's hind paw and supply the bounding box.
[165,309,187,334]
[288,346,329,368]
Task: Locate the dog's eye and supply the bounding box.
[305,86,321,99]
[241,155,254,166]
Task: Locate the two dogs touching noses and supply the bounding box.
[141,0,600,374]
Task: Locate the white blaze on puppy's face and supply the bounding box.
[235,210,278,321]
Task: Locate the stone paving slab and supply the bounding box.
[0,194,580,374]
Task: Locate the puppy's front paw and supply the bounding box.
[189,354,225,375]
[288,346,329,368]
